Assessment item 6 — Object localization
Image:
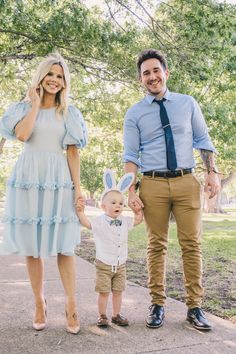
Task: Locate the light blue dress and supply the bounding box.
[0,102,88,258]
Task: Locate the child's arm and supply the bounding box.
[77,211,92,230]
[133,209,143,226]
[76,200,92,229]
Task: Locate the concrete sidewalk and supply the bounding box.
[0,253,236,354]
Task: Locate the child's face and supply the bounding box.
[102,191,124,218]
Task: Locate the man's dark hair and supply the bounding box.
[137,49,168,76]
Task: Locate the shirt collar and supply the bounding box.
[146,88,172,105]
[104,214,122,223]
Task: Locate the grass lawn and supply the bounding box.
[77,208,236,323]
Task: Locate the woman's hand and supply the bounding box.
[74,189,85,212]
[28,86,41,107]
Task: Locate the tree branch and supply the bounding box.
[104,0,126,32]
[0,28,35,41]
[0,54,36,61]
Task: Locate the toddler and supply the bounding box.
[77,169,143,327]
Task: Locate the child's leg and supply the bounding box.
[111,266,129,326]
[95,260,111,316]
[111,290,129,326]
[111,265,126,316]
[112,290,122,317]
[98,292,110,315]
[97,292,110,327]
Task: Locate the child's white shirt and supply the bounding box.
[90,214,134,266]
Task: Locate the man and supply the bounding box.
[123,49,221,331]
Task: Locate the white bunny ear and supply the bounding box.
[117,172,135,194]
[103,169,116,190]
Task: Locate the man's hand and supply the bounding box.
[204,172,221,199]
[128,190,144,212]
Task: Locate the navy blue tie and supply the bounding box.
[155,99,177,171]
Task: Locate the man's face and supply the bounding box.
[139,58,169,97]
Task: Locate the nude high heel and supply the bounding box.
[33,299,47,331]
[65,305,80,334]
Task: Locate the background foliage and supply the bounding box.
[0,0,235,199]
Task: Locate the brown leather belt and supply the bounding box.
[143,168,193,178]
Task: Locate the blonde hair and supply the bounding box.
[25,53,70,116]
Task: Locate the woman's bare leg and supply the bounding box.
[57,254,80,333]
[26,256,46,328]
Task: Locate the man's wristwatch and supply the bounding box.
[207,167,219,174]
[135,181,140,191]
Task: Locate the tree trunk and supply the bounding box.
[89,191,95,200]
[203,172,236,213]
[203,192,224,213]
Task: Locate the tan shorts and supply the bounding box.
[95,259,126,293]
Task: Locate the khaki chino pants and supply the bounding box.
[139,173,204,309]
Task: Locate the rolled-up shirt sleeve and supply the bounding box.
[191,98,216,153]
[123,111,141,167]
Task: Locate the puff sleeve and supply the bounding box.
[0,102,30,140]
[62,105,88,149]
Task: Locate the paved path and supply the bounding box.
[0,205,236,353]
[0,253,236,354]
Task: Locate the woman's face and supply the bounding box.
[41,64,65,96]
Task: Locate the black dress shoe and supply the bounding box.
[187,307,212,331]
[146,304,164,328]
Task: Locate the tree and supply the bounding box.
[80,153,104,199]
[0,0,235,205]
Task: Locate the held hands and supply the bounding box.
[73,191,92,229]
[74,190,85,213]
[204,172,221,199]
[128,190,144,212]
[132,200,144,226]
[135,208,143,221]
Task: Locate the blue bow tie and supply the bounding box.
[109,219,122,226]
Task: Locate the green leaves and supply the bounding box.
[0,0,235,196]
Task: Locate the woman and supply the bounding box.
[0,53,88,334]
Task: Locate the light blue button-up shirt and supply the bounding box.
[123,89,216,172]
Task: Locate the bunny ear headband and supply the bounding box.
[101,169,135,202]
